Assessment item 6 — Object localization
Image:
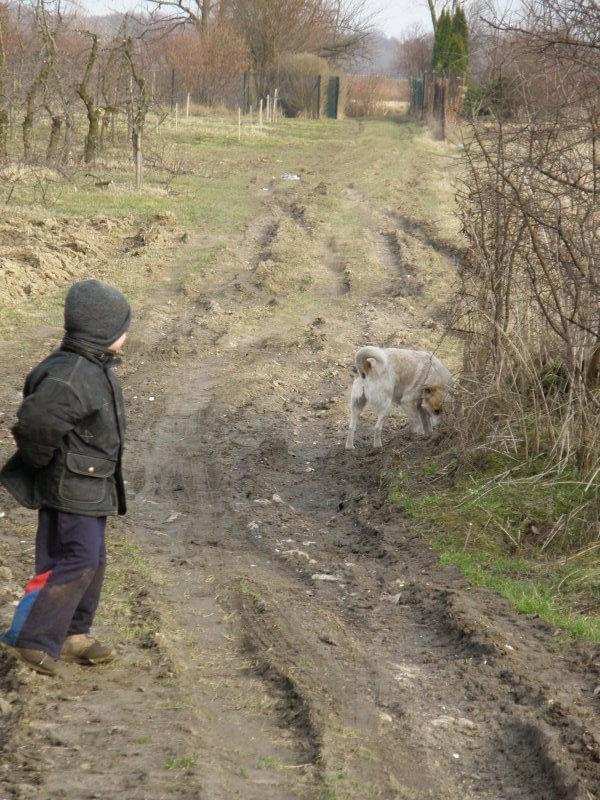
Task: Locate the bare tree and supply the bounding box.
[395,24,433,77]
[122,33,151,161]
[99,45,121,149]
[148,0,372,75]
[162,21,249,106]
[21,1,54,160]
[37,0,67,162]
[425,0,458,32]
[146,0,214,30]
[76,31,101,163]
[227,0,372,82]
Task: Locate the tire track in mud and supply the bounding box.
[0,572,205,800]
[138,182,600,799]
[4,170,599,799]
[122,213,331,799]
[121,190,424,797]
[323,236,351,296]
[211,395,600,800]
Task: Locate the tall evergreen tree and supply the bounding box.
[452,5,469,73]
[432,9,452,73]
[448,30,468,75]
[432,5,469,76]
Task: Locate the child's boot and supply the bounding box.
[2,644,60,676]
[61,634,114,665]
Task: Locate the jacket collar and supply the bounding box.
[61,335,117,367]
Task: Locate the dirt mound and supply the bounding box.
[0,211,183,307]
[123,211,182,255]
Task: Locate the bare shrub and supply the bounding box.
[451,0,600,543]
[344,75,385,116]
[277,52,328,117]
[164,22,250,108]
[395,24,433,79]
[345,75,408,117]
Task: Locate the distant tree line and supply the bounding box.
[0,0,372,165]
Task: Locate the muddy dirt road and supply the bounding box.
[1,123,600,799]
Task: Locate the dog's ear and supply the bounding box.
[359,359,374,379]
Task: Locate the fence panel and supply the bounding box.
[410,72,465,138]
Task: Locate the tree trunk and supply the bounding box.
[131,128,138,161]
[0,14,8,159]
[427,0,438,32]
[76,33,101,164]
[61,115,74,163]
[22,101,35,160]
[100,107,112,148]
[22,59,51,160]
[123,36,151,166]
[46,113,62,161]
[83,107,101,163]
[201,0,211,29]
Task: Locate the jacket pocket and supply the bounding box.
[58,453,116,505]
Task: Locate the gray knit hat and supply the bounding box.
[64,279,131,348]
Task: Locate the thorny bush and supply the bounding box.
[449,0,600,551]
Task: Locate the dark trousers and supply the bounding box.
[2,509,106,658]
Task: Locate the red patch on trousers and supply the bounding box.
[24,570,52,594]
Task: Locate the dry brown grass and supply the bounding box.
[345,76,409,117]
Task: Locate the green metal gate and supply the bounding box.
[410,78,424,115]
[326,77,340,119]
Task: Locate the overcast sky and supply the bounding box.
[373,0,433,37]
[79,0,434,38]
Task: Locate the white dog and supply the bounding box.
[345,346,451,449]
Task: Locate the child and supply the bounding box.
[0,279,131,676]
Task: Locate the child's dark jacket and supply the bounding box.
[0,339,127,517]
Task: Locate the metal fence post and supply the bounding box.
[316,75,321,119]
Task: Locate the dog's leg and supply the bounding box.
[345,385,366,450]
[417,403,432,436]
[401,398,425,435]
[373,398,392,448]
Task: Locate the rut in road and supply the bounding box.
[2,129,599,800]
[123,184,600,799]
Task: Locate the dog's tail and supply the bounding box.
[355,346,386,379]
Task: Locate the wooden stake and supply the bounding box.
[135,131,142,190]
[238,106,241,140]
[273,88,278,122]
[175,103,179,130]
[266,94,270,123]
[186,93,190,119]
[259,98,263,126]
[249,104,253,129]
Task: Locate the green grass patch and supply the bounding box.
[323,770,383,800]
[256,755,284,770]
[166,754,198,770]
[96,536,162,646]
[390,457,600,642]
